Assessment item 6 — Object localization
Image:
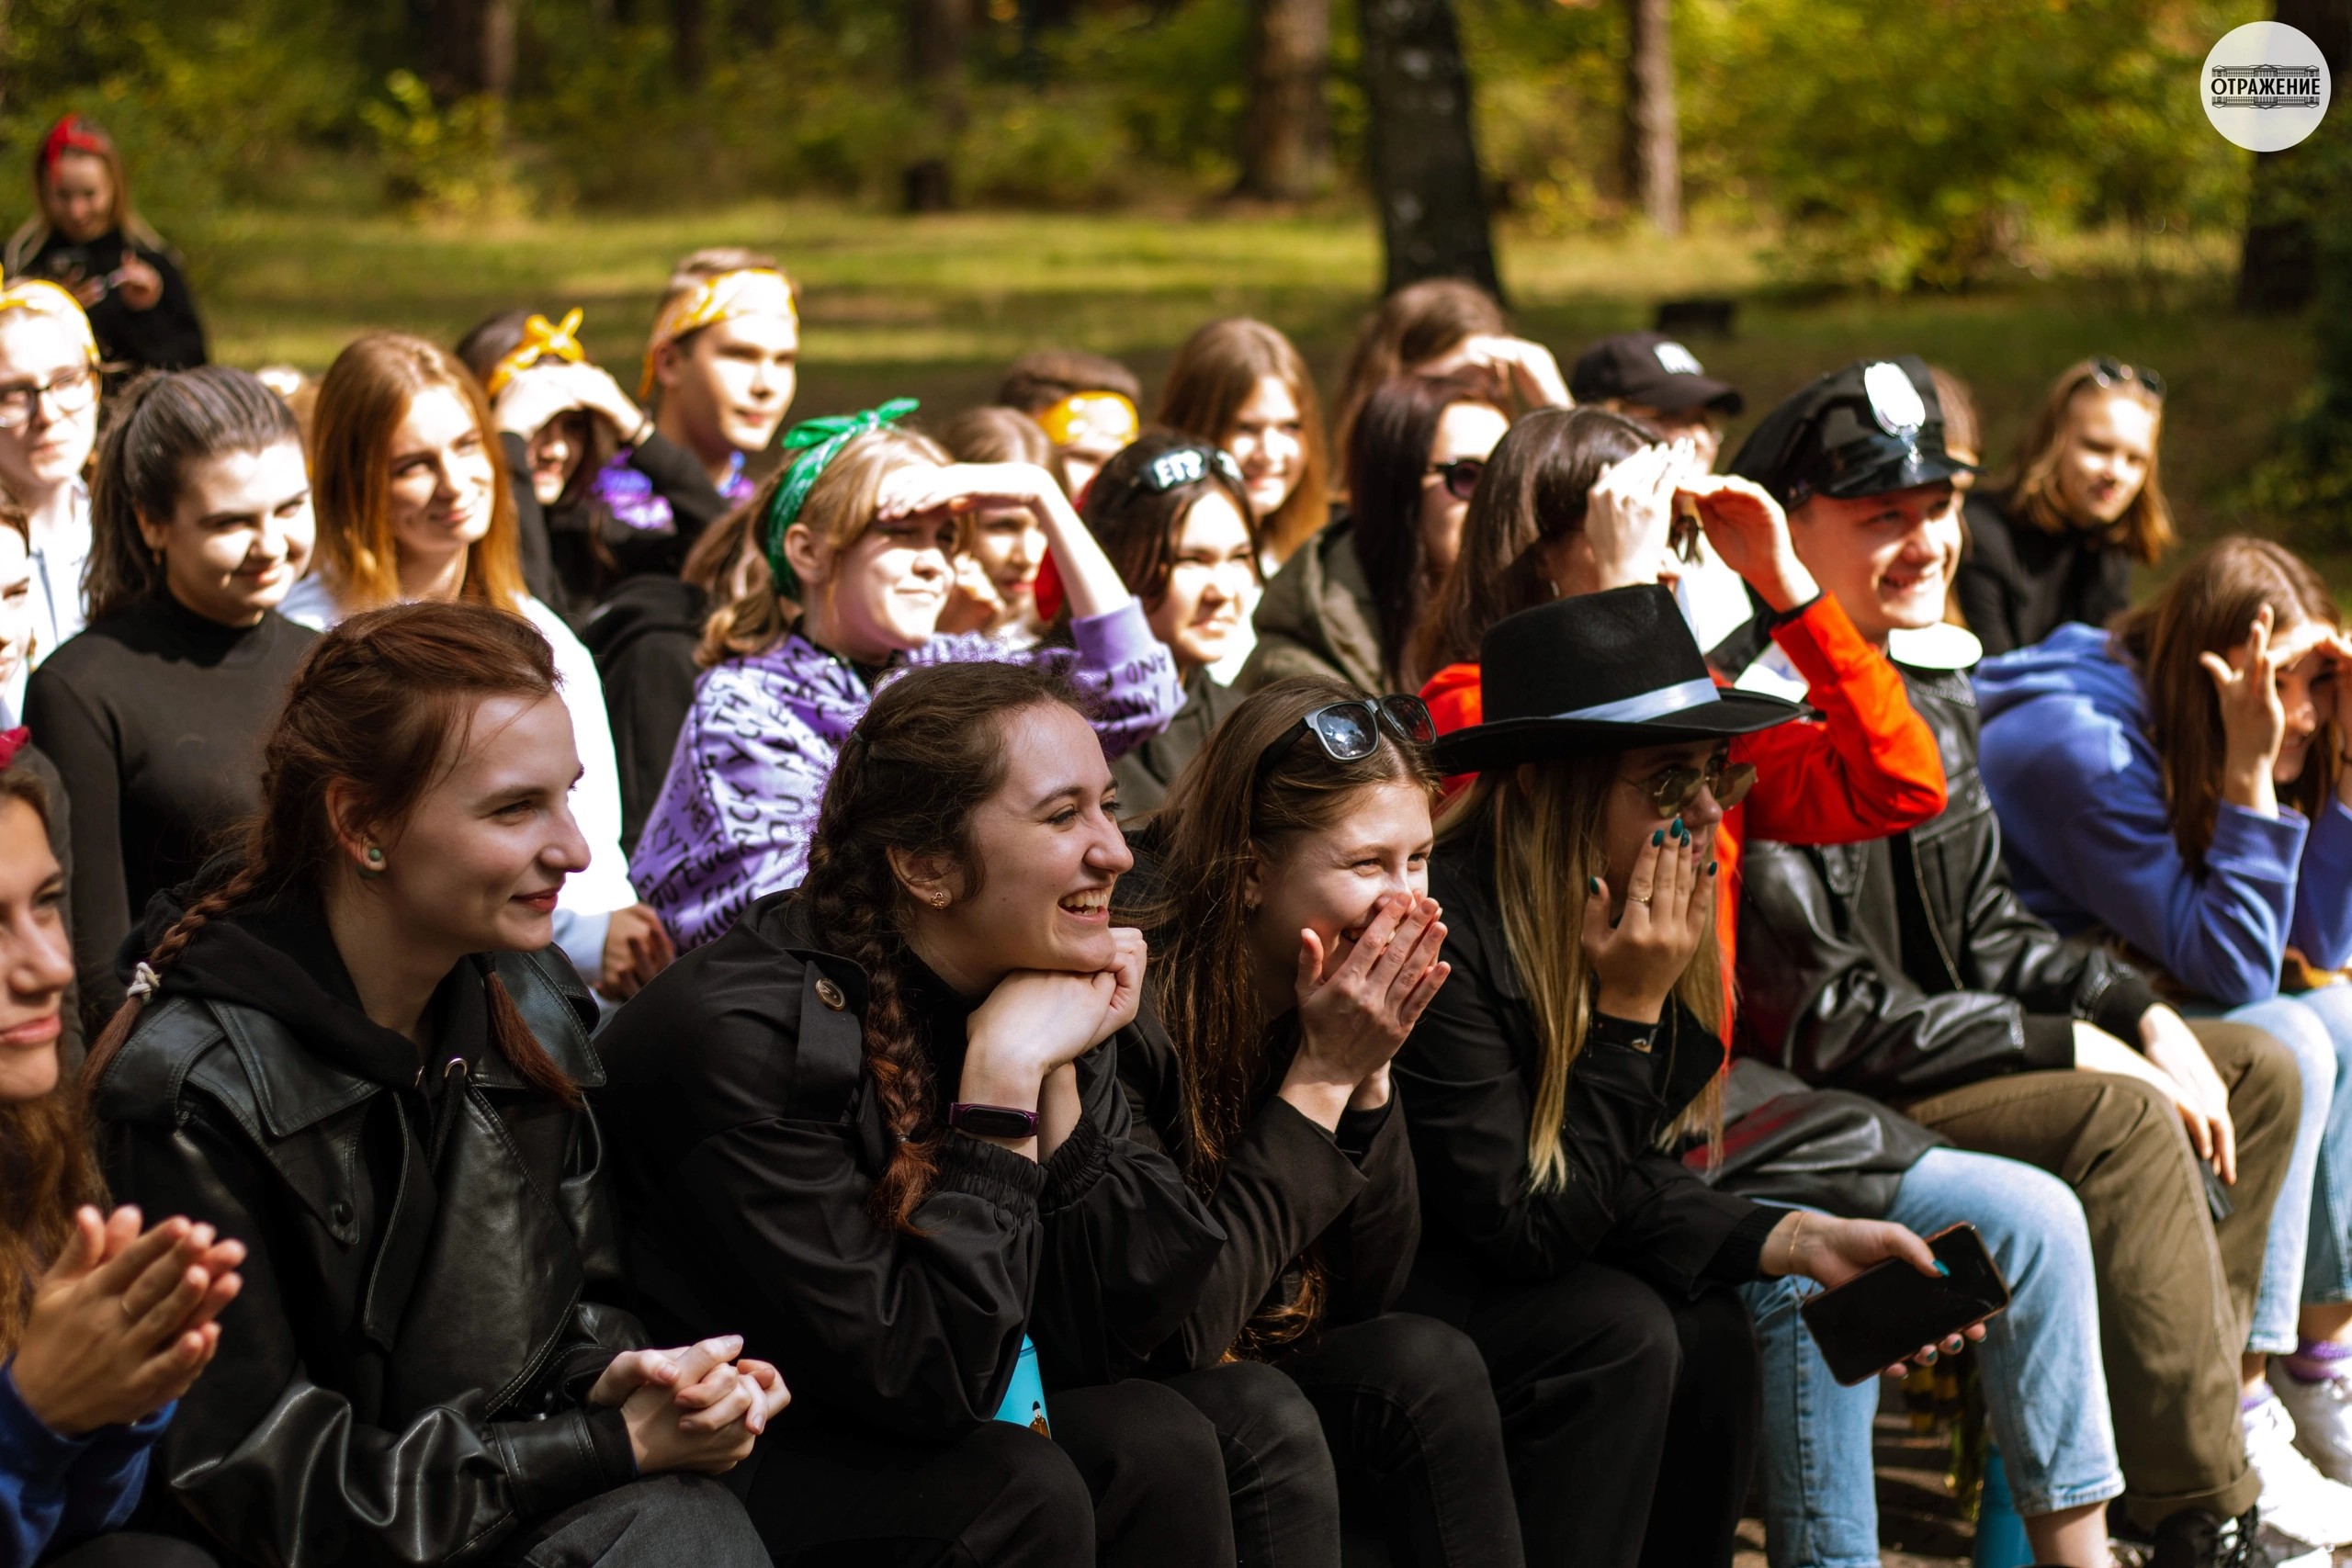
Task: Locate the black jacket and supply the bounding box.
[95,887,640,1567]
[578,574,709,854]
[1736,659,2161,1102]
[1110,668,1249,820]
[504,433,734,624]
[10,228,207,377]
[1953,491,2134,658]
[1396,830,1779,1303]
[592,891,1225,1443]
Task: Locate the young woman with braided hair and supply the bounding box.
[85,601,779,1568]
[1115,675,1525,1567]
[595,659,1239,1565]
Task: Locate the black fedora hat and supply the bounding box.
[1434,585,1803,773]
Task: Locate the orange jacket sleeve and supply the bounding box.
[1730,596,1947,844]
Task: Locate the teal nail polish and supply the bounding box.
[1921,1348,1938,1364]
[1651,829,1665,846]
[1586,876,1600,895]
[1671,816,1685,839]
[1705,861,1719,875]
[1933,1261,1951,1277]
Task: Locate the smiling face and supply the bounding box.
[968,503,1047,615]
[44,151,112,244]
[0,794,73,1103]
[526,409,594,506]
[1244,779,1432,992]
[0,315,97,500]
[1418,400,1510,584]
[139,439,314,627]
[1225,374,1306,521]
[1147,490,1258,676]
[800,486,962,663]
[0,528,34,684]
[2053,389,2157,529]
[1598,738,1731,914]
[660,311,798,460]
[912,701,1135,985]
[363,693,592,958]
[385,385,496,590]
[1788,480,1962,645]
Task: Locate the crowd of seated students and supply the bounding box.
[6,189,2352,1568]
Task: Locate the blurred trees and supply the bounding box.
[1357,0,1497,293]
[2237,0,2349,310]
[1237,0,1332,199]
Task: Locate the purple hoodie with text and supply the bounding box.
[631,601,1180,950]
[1974,621,2352,1006]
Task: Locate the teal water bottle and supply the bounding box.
[1973,1445,2031,1568]
[991,1337,1050,1436]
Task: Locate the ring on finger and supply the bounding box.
[1625,892,1653,907]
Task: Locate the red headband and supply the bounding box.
[40,116,107,175]
[0,728,31,773]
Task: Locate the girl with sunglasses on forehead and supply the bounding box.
[1955,355,2174,658]
[1114,676,1524,1566]
[629,401,1182,950]
[1067,432,1262,818]
[1244,371,1508,698]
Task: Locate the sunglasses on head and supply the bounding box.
[1628,756,1758,819]
[1137,446,1245,494]
[1256,695,1438,780]
[1428,457,1486,502]
[2088,356,2165,400]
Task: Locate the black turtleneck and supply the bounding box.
[24,592,317,1015]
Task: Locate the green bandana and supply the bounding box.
[762,398,921,599]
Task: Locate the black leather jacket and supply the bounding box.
[1736,660,2160,1101]
[96,938,644,1567]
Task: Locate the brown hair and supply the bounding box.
[0,767,101,1358]
[1929,365,1980,466]
[996,350,1142,414]
[1331,280,1508,477]
[1123,676,1439,1353]
[1412,407,1657,677]
[1156,319,1329,563]
[1996,360,2174,565]
[940,405,1057,470]
[1078,429,1261,618]
[5,115,171,277]
[85,367,303,624]
[1349,371,1506,689]
[695,424,954,666]
[310,333,529,615]
[2113,536,2342,874]
[84,602,585,1110]
[799,660,1091,1232]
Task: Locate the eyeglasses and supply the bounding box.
[1428,457,1486,502]
[1626,757,1758,819]
[1255,695,1437,780]
[2088,356,2165,400]
[0,364,95,430]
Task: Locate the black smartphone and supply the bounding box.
[1799,1223,2010,1386]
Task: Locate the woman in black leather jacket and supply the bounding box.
[88,602,776,1568]
[594,659,1239,1566]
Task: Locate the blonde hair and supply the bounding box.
[309,332,528,615]
[696,424,956,665]
[1444,755,1723,1190]
[1997,360,2174,566]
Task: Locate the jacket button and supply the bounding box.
[329,1201,353,1228]
[815,977,847,1010]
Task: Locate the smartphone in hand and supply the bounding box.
[1799,1223,2009,1386]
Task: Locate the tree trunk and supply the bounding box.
[2238,0,2351,312]
[903,0,969,212]
[1621,0,1679,236]
[673,0,707,88]
[1356,0,1499,298]
[1237,0,1334,200]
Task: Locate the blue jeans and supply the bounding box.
[1742,1148,2123,1568]
[2232,986,2352,1352]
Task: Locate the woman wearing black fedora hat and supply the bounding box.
[1393,585,2009,1568]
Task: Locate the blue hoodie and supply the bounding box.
[0,1363,170,1568]
[1974,622,2352,1007]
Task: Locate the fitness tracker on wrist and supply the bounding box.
[947,1102,1040,1138]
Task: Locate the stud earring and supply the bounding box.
[931,890,948,907]
[359,845,385,880]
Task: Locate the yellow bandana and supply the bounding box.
[639,268,797,398]
[0,272,96,362]
[1037,390,1138,452]
[486,308,586,396]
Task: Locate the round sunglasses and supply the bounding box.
[1626,757,1758,819]
[2088,356,2165,400]
[1428,457,1486,502]
[1255,695,1438,780]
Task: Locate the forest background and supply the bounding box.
[4,0,2351,574]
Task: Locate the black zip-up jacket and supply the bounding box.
[1396,830,1780,1303]
[1953,491,2134,659]
[94,888,642,1567]
[1736,659,2161,1101]
[577,573,710,854]
[591,890,1225,1442]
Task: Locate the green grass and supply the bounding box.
[184,198,2316,570]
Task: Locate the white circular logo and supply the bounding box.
[2203,21,2330,152]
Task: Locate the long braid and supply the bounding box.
[80,863,262,1101]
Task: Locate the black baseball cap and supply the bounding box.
[1726,355,1973,510]
[1570,332,1743,416]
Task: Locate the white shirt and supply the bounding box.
[277,573,638,981]
[27,479,91,669]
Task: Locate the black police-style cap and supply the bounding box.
[1569,331,1744,416]
[1726,355,1973,509]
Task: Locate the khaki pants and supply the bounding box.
[1900,1020,2299,1530]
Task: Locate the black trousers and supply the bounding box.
[41,1533,220,1568]
[1398,1259,1759,1568]
[1164,1313,1526,1568]
[490,1473,770,1567]
[733,1379,1237,1567]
